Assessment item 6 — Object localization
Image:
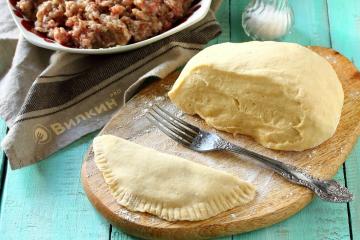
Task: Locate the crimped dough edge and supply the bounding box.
[93,137,256,221]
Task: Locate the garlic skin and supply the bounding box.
[242,0,294,41]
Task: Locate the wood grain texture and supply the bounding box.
[343,141,360,240]
[111,230,234,240]
[82,47,360,240]
[327,0,360,69]
[327,1,360,237]
[112,229,139,240]
[0,132,110,240]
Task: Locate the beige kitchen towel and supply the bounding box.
[0,0,222,169]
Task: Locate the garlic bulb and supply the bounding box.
[242,0,294,40]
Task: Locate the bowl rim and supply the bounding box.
[7,0,212,54]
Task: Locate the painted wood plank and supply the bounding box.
[233,169,350,240]
[0,132,110,240]
[111,228,138,240]
[344,140,360,240]
[229,0,252,43]
[111,228,233,240]
[327,1,360,238]
[283,0,331,46]
[327,0,360,69]
[0,119,7,195]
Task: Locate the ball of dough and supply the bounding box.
[168,41,344,151]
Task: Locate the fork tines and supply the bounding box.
[146,105,199,146]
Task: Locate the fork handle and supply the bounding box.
[222,142,352,202]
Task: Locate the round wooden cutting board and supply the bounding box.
[82,47,360,240]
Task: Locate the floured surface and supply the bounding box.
[82,47,360,240]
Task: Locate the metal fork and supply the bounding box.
[146,105,353,203]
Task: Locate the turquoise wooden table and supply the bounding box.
[0,0,359,239]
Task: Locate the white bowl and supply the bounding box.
[7,0,211,54]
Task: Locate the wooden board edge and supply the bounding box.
[81,157,314,240]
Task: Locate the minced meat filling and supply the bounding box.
[16,0,193,48]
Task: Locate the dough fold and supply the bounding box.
[168,41,344,151]
[93,135,256,221]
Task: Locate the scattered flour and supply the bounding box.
[325,55,337,64]
[116,208,140,222]
[230,213,236,219]
[349,91,360,100]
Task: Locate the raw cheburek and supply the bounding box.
[16,0,193,48]
[93,135,256,221]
